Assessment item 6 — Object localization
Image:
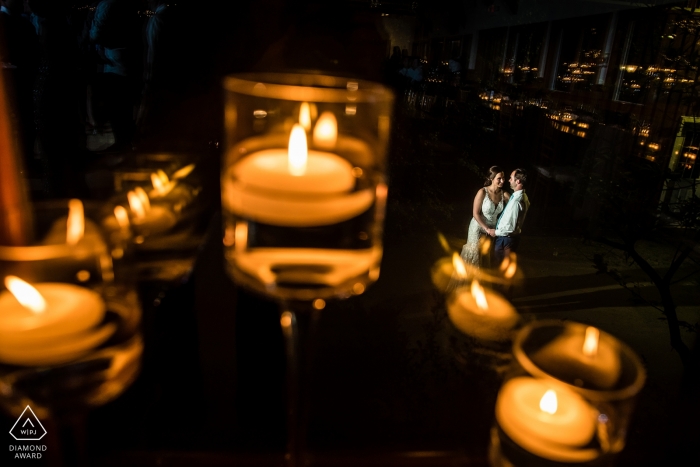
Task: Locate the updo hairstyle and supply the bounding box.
[483,166,504,187]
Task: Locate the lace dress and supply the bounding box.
[459,188,504,269]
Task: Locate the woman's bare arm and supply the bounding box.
[472,189,490,231]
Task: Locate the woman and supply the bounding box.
[460,166,510,269]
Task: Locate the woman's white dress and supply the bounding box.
[460,188,504,269]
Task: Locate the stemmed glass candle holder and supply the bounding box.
[0,200,142,463]
[103,156,207,282]
[222,73,393,465]
[490,320,646,467]
[222,73,393,301]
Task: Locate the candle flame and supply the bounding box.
[480,236,492,255]
[151,170,175,196]
[299,102,312,131]
[583,326,600,358]
[288,124,308,176]
[437,232,451,253]
[4,276,47,314]
[114,206,130,229]
[453,252,467,279]
[66,199,85,245]
[127,190,149,220]
[313,111,338,149]
[540,389,558,414]
[504,253,517,279]
[134,187,151,211]
[471,279,488,312]
[172,164,195,180]
[500,254,510,272]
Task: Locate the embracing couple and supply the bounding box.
[460,166,530,270]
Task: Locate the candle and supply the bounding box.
[223,123,374,227]
[0,276,113,366]
[447,280,519,341]
[127,188,177,236]
[532,326,622,389]
[41,199,106,249]
[496,377,599,462]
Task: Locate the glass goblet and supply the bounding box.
[222,73,394,466]
[0,200,142,465]
[489,320,646,467]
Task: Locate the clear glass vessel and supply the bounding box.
[0,200,142,419]
[489,320,646,467]
[221,73,394,301]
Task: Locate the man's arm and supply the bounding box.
[495,197,522,237]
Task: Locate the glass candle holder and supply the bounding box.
[489,320,646,467]
[0,200,142,419]
[221,73,394,301]
[101,154,209,283]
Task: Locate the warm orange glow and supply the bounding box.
[4,276,46,314]
[313,112,338,149]
[313,298,326,310]
[127,190,147,219]
[114,206,130,229]
[480,236,492,255]
[288,124,308,176]
[280,311,293,328]
[173,164,195,180]
[151,169,175,196]
[583,326,600,358]
[471,279,488,311]
[504,253,517,279]
[540,390,558,414]
[134,187,151,212]
[66,199,85,245]
[453,252,467,279]
[234,221,248,252]
[299,102,312,131]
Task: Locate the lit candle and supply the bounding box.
[127,187,177,236]
[447,279,519,341]
[42,199,106,249]
[532,326,622,389]
[496,377,599,462]
[0,276,113,366]
[223,123,374,226]
[313,111,338,149]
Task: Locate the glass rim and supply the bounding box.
[513,319,647,401]
[223,72,394,103]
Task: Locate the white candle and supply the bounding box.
[127,189,177,236]
[223,123,374,227]
[496,377,599,462]
[447,280,519,341]
[532,326,622,389]
[0,277,113,366]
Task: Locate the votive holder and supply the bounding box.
[221,72,394,301]
[0,200,142,419]
[489,320,646,467]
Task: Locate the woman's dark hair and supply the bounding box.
[483,166,504,187]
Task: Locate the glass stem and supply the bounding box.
[44,412,90,467]
[280,303,320,467]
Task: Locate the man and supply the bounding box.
[494,168,530,268]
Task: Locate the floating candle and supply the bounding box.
[496,377,599,462]
[447,280,519,341]
[0,276,113,366]
[223,123,374,227]
[127,188,177,236]
[532,325,622,389]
